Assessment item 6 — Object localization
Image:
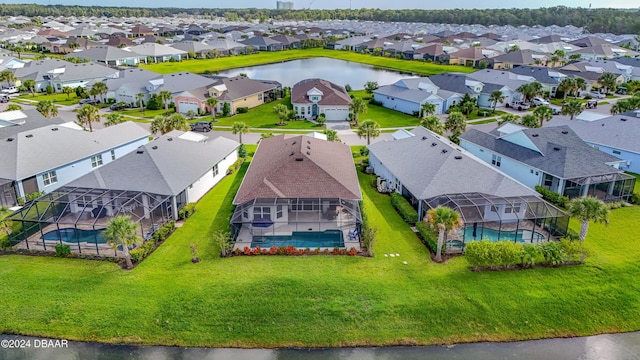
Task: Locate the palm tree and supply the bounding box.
[349,98,367,126]
[36,100,58,118]
[150,114,189,135]
[150,115,169,135]
[231,121,249,144]
[0,69,17,89]
[167,113,189,132]
[598,72,617,95]
[356,119,380,145]
[488,90,505,113]
[574,78,587,97]
[561,99,584,120]
[205,97,218,121]
[420,102,436,119]
[425,206,463,262]
[323,129,340,142]
[520,114,539,128]
[610,101,626,115]
[11,45,23,59]
[104,215,142,269]
[568,197,610,242]
[23,79,36,97]
[444,111,466,144]
[516,82,543,103]
[419,115,444,135]
[557,78,576,100]
[273,103,289,126]
[533,105,554,128]
[91,81,108,104]
[498,113,521,125]
[76,104,100,132]
[158,90,173,115]
[135,93,145,114]
[103,113,125,127]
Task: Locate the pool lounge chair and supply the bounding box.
[348,228,358,240]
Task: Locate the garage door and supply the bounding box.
[323,108,346,121]
[178,101,199,114]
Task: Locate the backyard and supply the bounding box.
[141,48,476,76]
[0,151,639,347]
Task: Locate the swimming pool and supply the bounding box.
[41,228,107,244]
[251,230,345,248]
[461,226,545,243]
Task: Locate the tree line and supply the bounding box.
[0,5,639,35]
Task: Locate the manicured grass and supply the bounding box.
[117,108,173,119]
[466,109,507,120]
[469,118,497,125]
[16,92,79,106]
[141,49,475,76]
[1,152,640,347]
[349,90,420,128]
[213,97,321,130]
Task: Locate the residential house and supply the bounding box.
[206,38,247,55]
[130,24,155,38]
[291,78,351,121]
[175,76,281,115]
[569,36,611,48]
[368,126,567,249]
[270,35,302,49]
[428,73,482,105]
[561,60,633,85]
[459,125,635,202]
[129,43,187,63]
[373,77,446,115]
[467,69,536,107]
[447,47,494,67]
[490,49,547,69]
[11,59,118,92]
[0,121,150,207]
[231,134,362,250]
[566,44,639,61]
[64,45,145,66]
[43,36,101,54]
[170,41,216,58]
[508,65,568,97]
[413,43,450,62]
[240,36,283,51]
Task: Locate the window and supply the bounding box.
[490,205,498,213]
[253,206,271,220]
[307,106,311,114]
[258,93,263,101]
[491,154,502,167]
[213,164,219,177]
[42,171,57,186]
[276,205,283,219]
[505,205,513,214]
[91,154,103,168]
[543,174,554,187]
[294,106,298,112]
[110,150,116,161]
[613,150,621,155]
[243,210,248,219]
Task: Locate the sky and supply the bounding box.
[1,0,638,9]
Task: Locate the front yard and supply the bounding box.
[15,92,80,106]
[1,153,640,347]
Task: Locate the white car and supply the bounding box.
[588,92,605,99]
[532,97,550,106]
[1,86,18,94]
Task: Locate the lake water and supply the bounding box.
[3,332,640,360]
[216,57,416,89]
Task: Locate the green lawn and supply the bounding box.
[117,108,173,119]
[348,90,420,128]
[213,97,321,130]
[16,92,80,106]
[1,152,640,347]
[141,49,475,76]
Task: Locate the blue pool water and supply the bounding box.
[251,230,345,248]
[41,228,107,244]
[461,226,545,243]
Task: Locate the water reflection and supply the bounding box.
[216,57,416,89]
[2,332,640,360]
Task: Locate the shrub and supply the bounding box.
[237,106,249,113]
[45,84,53,94]
[146,94,162,110]
[560,238,586,262]
[238,144,247,159]
[368,98,383,106]
[226,157,245,175]
[344,84,352,92]
[178,203,196,220]
[540,241,565,265]
[54,244,71,257]
[521,244,542,267]
[390,193,418,224]
[213,230,233,257]
[631,193,640,205]
[0,235,10,249]
[359,147,369,157]
[222,102,231,117]
[415,221,442,255]
[535,186,569,208]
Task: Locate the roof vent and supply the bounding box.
[454,155,462,160]
[441,149,448,154]
[290,152,294,156]
[307,146,311,149]
[136,149,144,154]
[6,137,14,142]
[306,151,311,155]
[51,128,58,131]
[531,134,539,137]
[167,138,173,141]
[292,141,296,145]
[431,142,437,147]
[620,118,627,122]
[422,136,427,140]
[553,147,561,151]
[561,130,568,134]
[295,157,304,161]
[25,134,33,138]
[307,141,311,144]
[152,146,158,150]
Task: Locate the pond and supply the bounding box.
[2,332,640,360]
[216,57,416,89]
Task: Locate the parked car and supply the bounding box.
[1,86,18,94]
[550,106,561,115]
[110,102,128,111]
[531,97,550,106]
[190,121,212,132]
[505,101,530,111]
[79,98,99,105]
[0,95,10,103]
[588,92,605,99]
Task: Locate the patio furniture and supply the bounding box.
[252,217,273,228]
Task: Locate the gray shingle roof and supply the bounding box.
[368,127,539,200]
[211,76,280,101]
[64,45,142,62]
[460,126,624,180]
[548,115,640,155]
[0,121,149,181]
[509,66,564,85]
[428,73,477,94]
[0,109,64,140]
[68,132,240,196]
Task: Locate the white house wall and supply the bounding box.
[369,152,401,193]
[587,142,640,174]
[186,149,238,203]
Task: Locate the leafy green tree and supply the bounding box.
[598,72,617,95]
[364,81,378,95]
[533,105,554,127]
[273,103,289,126]
[316,113,326,127]
[356,119,380,145]
[425,206,463,262]
[349,98,367,126]
[103,112,125,127]
[459,93,477,116]
[498,113,520,125]
[206,97,218,121]
[520,114,539,128]
[36,100,58,118]
[231,121,249,144]
[23,79,36,97]
[561,99,584,120]
[0,206,12,238]
[568,197,610,242]
[158,90,173,115]
[444,111,466,144]
[104,215,142,269]
[323,129,340,142]
[5,104,22,111]
[76,104,100,132]
[419,115,444,135]
[489,90,505,113]
[222,102,231,117]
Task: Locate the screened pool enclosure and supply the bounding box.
[8,186,174,256]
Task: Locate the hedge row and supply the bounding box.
[415,221,443,255]
[390,193,418,224]
[130,221,175,264]
[465,239,585,270]
[178,203,196,220]
[535,186,569,208]
[227,157,245,175]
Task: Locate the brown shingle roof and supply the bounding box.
[209,76,279,101]
[291,78,352,106]
[233,135,361,204]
